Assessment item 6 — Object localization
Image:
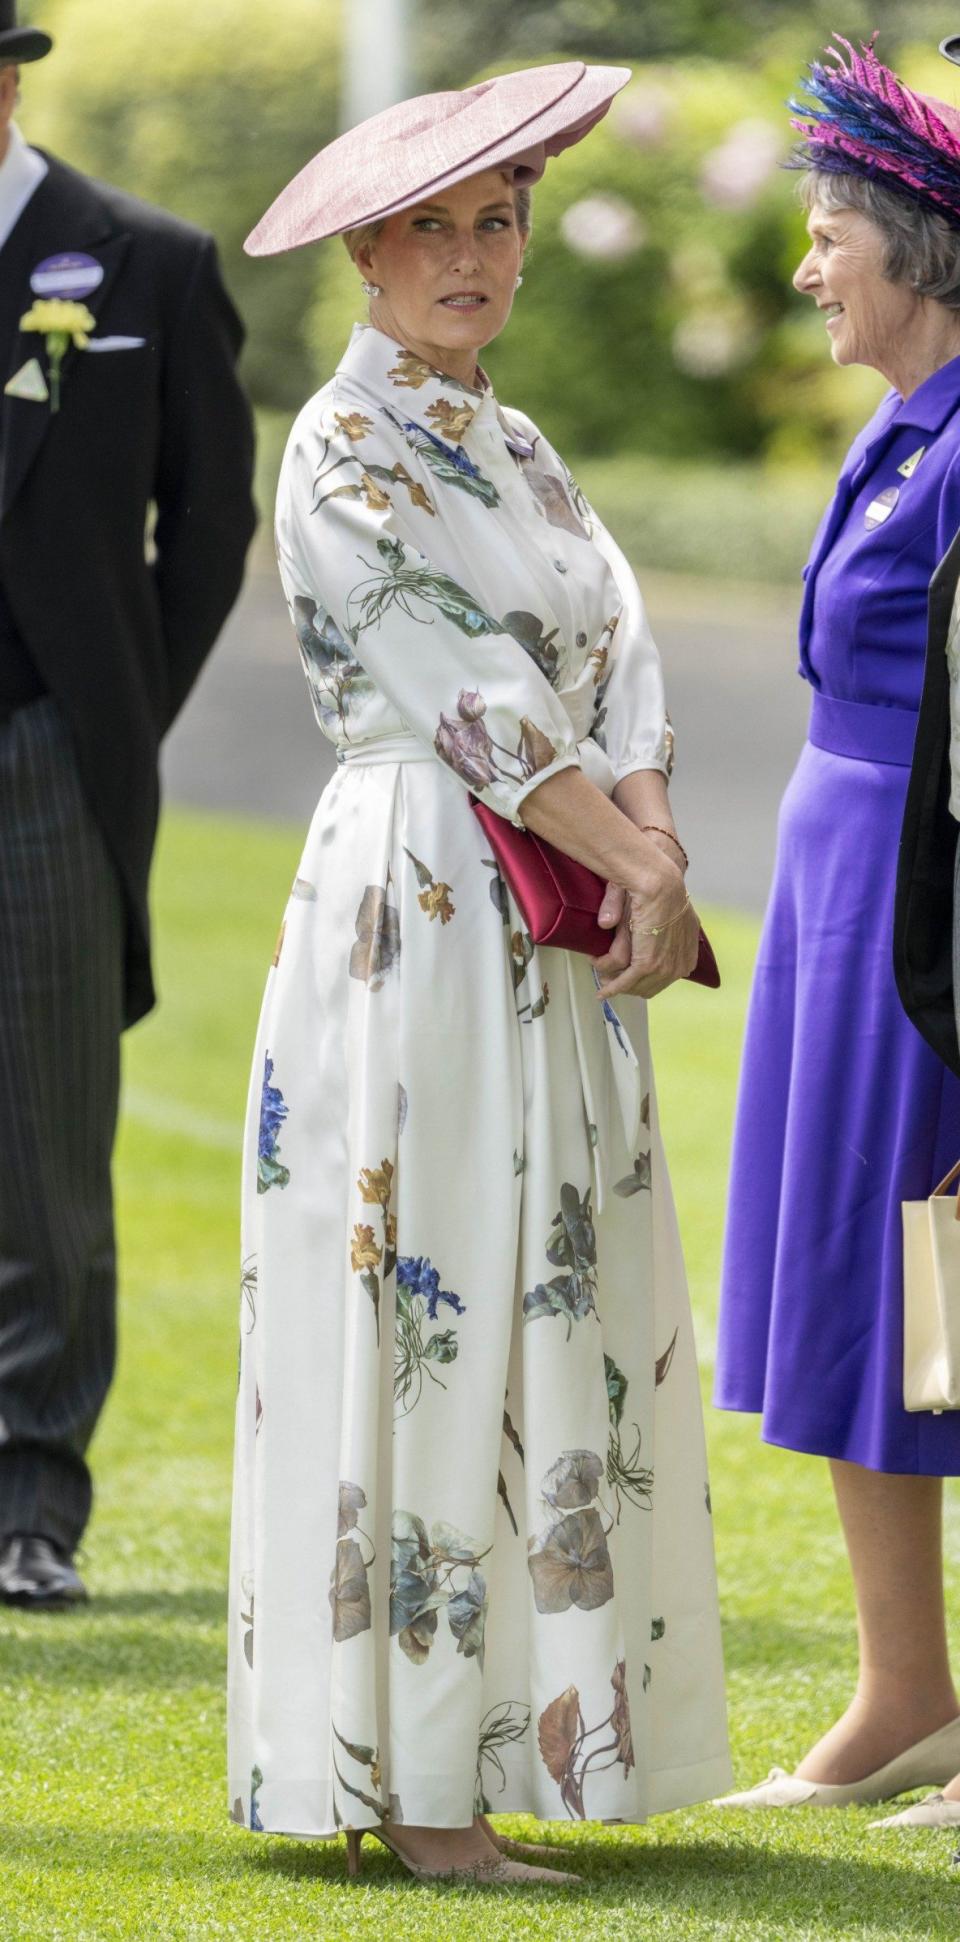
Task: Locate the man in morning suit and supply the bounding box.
[0,6,257,1606]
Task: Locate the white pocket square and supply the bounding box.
[4,357,49,401]
[84,335,147,353]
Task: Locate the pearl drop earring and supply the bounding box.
[361,279,383,298]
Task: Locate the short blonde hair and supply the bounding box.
[343,217,386,263]
[343,180,533,263]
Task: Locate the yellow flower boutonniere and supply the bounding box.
[19,299,96,413]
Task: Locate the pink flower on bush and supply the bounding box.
[700,118,782,210]
[615,82,673,150]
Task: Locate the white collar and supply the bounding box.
[0,123,48,251]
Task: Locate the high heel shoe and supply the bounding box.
[344,1824,582,1886]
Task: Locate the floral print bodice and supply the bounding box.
[275,324,671,825]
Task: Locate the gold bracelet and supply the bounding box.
[639,824,689,871]
[632,892,691,939]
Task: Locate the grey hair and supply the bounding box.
[343,181,533,263]
[799,169,960,311]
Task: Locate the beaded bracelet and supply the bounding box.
[633,893,692,939]
[639,824,689,871]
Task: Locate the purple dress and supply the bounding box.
[716,356,960,1474]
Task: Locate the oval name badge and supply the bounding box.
[864,485,900,530]
[29,252,104,300]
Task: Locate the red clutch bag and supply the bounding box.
[471,798,720,987]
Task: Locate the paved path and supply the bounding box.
[161,566,809,912]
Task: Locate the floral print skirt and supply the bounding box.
[227,751,730,1837]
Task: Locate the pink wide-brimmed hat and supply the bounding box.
[245,60,631,256]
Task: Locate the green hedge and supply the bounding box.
[576,454,835,585]
[306,45,900,463]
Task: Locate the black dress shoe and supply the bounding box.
[0,1534,88,1608]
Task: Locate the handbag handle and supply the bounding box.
[932,1158,960,1221]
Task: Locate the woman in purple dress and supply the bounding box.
[715,37,960,1815]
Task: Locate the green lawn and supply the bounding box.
[3,808,960,1939]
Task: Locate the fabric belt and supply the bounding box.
[337,729,642,1209]
[808,691,919,768]
[339,735,433,766]
[340,730,615,786]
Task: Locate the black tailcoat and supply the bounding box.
[0,152,257,1025]
[893,529,960,1077]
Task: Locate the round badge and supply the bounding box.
[29,252,105,300]
[864,485,900,531]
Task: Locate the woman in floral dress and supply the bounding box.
[229,62,730,1887]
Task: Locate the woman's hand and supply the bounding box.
[518,767,697,995]
[593,873,700,1000]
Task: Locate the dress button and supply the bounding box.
[576,631,587,648]
[553,559,568,574]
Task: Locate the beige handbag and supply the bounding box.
[903,1159,960,1412]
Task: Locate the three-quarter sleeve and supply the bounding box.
[584,508,673,783]
[276,402,581,825]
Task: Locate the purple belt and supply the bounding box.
[808,691,919,768]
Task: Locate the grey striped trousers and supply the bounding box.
[0,697,124,1550]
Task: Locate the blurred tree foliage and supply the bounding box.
[314,40,951,463]
[19,4,960,467]
[23,0,340,410]
[417,0,953,78]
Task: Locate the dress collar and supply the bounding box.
[886,353,960,433]
[337,322,500,446]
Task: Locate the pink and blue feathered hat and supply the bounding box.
[789,34,960,229]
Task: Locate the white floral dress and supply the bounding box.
[227,323,730,1838]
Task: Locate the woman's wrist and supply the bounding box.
[639,824,688,874]
[519,766,684,905]
[608,773,688,885]
[623,838,685,907]
[631,890,691,938]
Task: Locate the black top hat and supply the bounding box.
[941,34,960,66]
[0,1,52,64]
